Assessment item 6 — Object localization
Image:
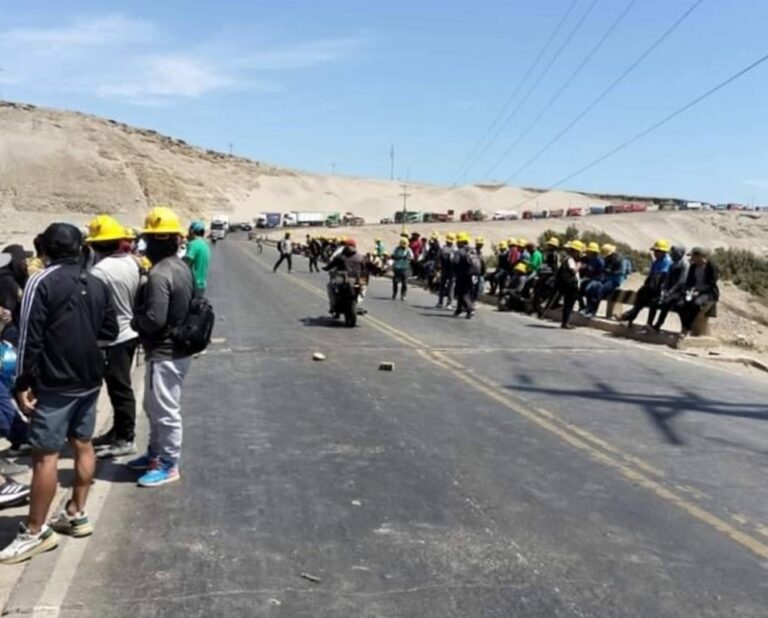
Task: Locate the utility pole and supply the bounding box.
[228,142,233,156]
[390,145,395,181]
[399,183,411,234]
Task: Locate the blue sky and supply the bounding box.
[1,0,767,203]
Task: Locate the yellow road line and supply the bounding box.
[235,240,768,560]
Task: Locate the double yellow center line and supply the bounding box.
[236,241,768,560]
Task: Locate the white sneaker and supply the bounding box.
[0,523,59,564]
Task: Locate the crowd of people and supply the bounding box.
[0,206,211,564]
[283,230,720,334]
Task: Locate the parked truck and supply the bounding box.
[256,212,282,228]
[283,211,325,227]
[394,210,423,225]
[326,212,365,227]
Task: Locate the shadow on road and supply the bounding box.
[94,459,141,485]
[300,316,346,328]
[507,378,767,446]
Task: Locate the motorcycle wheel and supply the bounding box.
[344,301,358,327]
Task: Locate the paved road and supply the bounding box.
[27,237,768,616]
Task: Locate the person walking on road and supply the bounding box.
[184,220,211,294]
[127,207,194,488]
[85,216,141,460]
[437,233,456,309]
[273,232,293,273]
[391,238,414,301]
[472,237,487,301]
[0,223,118,564]
[306,235,321,273]
[453,233,479,319]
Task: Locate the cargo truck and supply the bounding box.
[283,211,325,227]
[256,212,282,228]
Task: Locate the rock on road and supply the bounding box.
[24,236,768,617]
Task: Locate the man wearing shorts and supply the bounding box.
[0,223,118,564]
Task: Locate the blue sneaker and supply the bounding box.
[137,462,180,488]
[126,453,157,471]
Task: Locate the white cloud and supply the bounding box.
[0,15,363,106]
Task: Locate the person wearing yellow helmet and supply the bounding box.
[577,241,605,315]
[618,238,673,327]
[500,261,532,312]
[128,205,196,487]
[583,244,629,317]
[489,240,511,296]
[556,238,585,329]
[437,233,457,308]
[374,237,386,258]
[452,232,479,318]
[391,236,415,301]
[85,214,143,459]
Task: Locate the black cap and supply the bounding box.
[42,223,83,260]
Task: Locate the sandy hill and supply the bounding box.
[0,100,766,256]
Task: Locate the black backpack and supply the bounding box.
[172,294,215,355]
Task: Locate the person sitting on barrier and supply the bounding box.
[543,237,561,271]
[489,241,509,296]
[583,244,628,317]
[525,240,543,273]
[517,239,530,264]
[648,245,689,332]
[578,242,604,313]
[504,262,530,312]
[619,239,672,327]
[507,238,522,268]
[678,247,719,337]
[472,237,487,301]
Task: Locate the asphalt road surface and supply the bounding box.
[28,237,768,616]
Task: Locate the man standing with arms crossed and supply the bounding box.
[0,223,118,563]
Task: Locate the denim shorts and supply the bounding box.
[29,389,99,452]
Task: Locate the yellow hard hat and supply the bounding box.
[569,240,585,253]
[339,235,348,242]
[601,243,616,257]
[445,233,456,242]
[514,262,527,273]
[399,237,408,247]
[475,236,485,245]
[507,238,516,246]
[546,237,560,248]
[430,231,440,239]
[86,215,128,243]
[652,239,671,252]
[374,237,381,242]
[498,241,508,250]
[517,238,528,247]
[143,206,184,236]
[587,241,600,254]
[456,232,470,243]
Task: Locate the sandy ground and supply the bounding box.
[2,99,767,366]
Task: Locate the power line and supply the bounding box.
[480,0,637,181]
[511,50,768,211]
[500,0,707,188]
[448,0,580,186]
[477,0,602,180]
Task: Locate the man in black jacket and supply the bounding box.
[0,223,118,564]
[678,247,719,336]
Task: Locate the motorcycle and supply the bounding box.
[328,271,364,327]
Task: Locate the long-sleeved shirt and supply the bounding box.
[16,259,118,392]
[132,256,194,360]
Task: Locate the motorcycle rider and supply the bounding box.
[324,239,365,314]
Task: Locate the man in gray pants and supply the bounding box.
[127,207,193,488]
